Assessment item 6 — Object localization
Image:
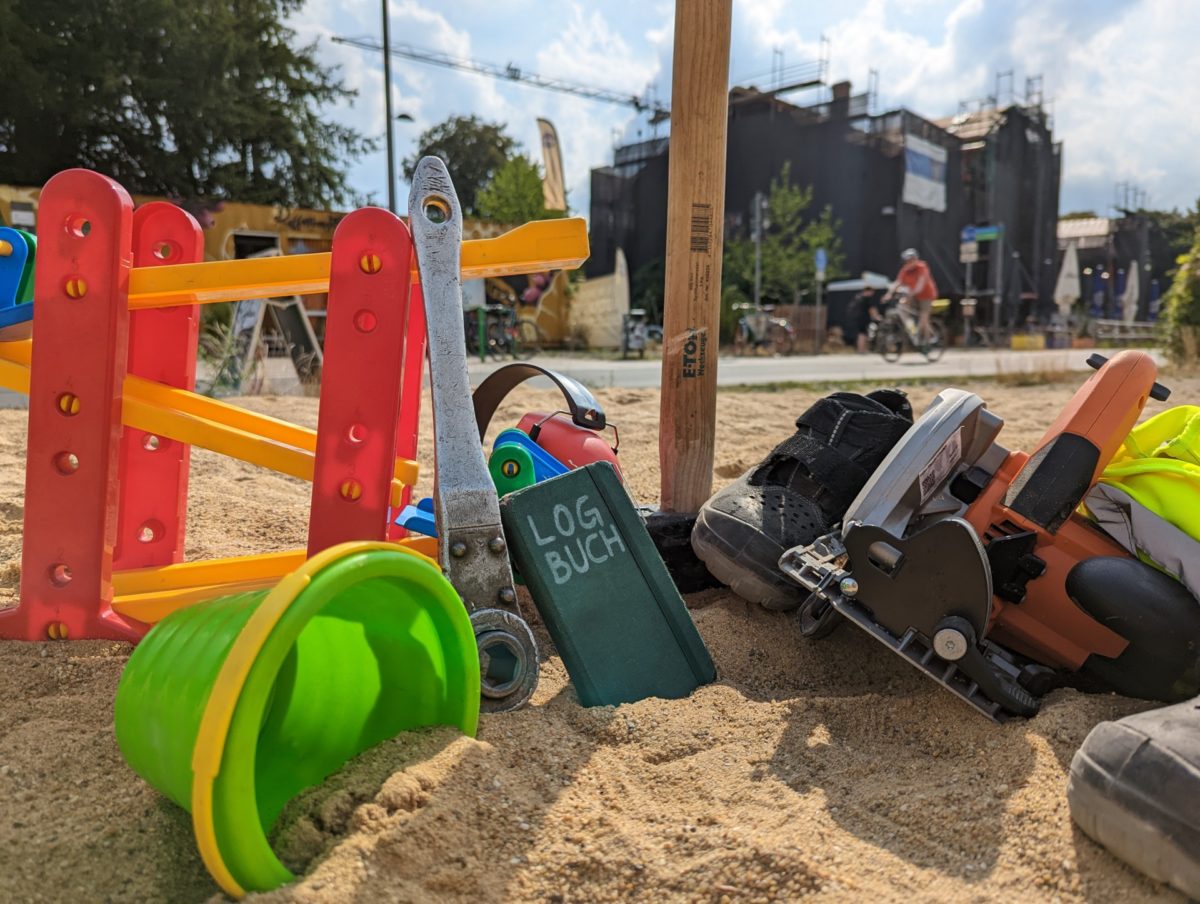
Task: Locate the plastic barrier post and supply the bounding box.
[307,208,414,556]
[387,282,427,540]
[113,203,204,570]
[2,169,141,641]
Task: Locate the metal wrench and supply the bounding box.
[409,156,539,712]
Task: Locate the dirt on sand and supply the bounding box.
[1,373,1194,903]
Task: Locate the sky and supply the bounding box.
[291,0,1200,218]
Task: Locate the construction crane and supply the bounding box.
[332,35,669,121]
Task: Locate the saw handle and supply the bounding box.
[1086,353,1170,401]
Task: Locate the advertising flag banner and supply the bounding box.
[537,118,567,212]
[902,133,947,212]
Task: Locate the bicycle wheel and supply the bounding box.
[485,321,508,361]
[923,321,946,362]
[879,322,904,363]
[513,319,543,359]
[733,324,750,356]
[770,324,795,357]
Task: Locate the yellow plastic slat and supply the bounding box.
[113,579,283,625]
[111,535,438,625]
[0,339,419,492]
[114,549,307,595]
[128,217,588,309]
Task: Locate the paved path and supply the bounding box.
[0,348,1156,410]
[466,347,1152,389]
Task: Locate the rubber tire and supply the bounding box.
[880,323,903,363]
[923,321,946,362]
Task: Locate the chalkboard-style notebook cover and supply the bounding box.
[500,461,716,707]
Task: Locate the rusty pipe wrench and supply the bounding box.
[409,156,539,712]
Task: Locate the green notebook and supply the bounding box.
[500,462,716,706]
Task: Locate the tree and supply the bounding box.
[0,0,371,207]
[1162,226,1200,364]
[477,155,561,224]
[720,163,844,340]
[402,115,518,217]
[1138,202,1200,290]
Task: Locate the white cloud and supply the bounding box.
[289,0,1198,216]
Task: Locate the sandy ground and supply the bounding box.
[1,371,1196,903]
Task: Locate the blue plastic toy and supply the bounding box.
[493,428,568,481]
[0,226,36,331]
[394,496,437,538]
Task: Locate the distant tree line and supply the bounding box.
[0,0,370,207]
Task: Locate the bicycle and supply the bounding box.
[732,302,795,356]
[467,305,544,360]
[872,291,945,363]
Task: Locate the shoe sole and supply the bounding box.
[690,507,803,611]
[1068,747,1200,898]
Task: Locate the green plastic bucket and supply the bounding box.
[114,542,479,898]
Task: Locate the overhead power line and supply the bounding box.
[331,35,669,120]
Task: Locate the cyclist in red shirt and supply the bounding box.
[886,248,938,348]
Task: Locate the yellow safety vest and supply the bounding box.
[1102,405,1200,542]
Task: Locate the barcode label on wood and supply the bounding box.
[689,203,712,253]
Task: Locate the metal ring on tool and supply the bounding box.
[471,608,539,712]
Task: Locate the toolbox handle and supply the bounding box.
[473,363,607,441]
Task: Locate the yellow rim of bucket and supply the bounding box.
[189,541,441,898]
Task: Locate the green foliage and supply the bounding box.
[720,162,844,341]
[477,155,561,224]
[630,257,666,323]
[1140,201,1200,290]
[1162,227,1200,364]
[0,0,371,207]
[403,115,518,217]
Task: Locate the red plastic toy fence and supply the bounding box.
[113,202,204,571]
[6,169,140,641]
[307,208,415,556]
[0,169,429,641]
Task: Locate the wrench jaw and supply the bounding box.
[410,156,540,712]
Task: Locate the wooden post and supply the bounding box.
[658,0,732,513]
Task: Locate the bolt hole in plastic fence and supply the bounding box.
[353,309,377,334]
[137,521,162,544]
[50,563,72,587]
[54,451,79,474]
[346,423,368,445]
[67,216,91,238]
[153,241,174,261]
[112,544,480,897]
[56,393,80,416]
[143,434,161,452]
[423,196,450,224]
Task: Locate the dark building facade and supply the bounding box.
[589,83,1062,329]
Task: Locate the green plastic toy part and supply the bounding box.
[113,542,480,899]
[489,442,538,497]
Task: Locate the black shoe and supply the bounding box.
[691,390,912,609]
[1068,697,1200,898]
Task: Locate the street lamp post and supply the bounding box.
[381,0,396,213]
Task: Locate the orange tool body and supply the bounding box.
[964,351,1161,669]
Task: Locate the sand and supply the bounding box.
[1,371,1196,903]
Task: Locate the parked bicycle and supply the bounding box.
[732,302,795,356]
[465,304,544,360]
[871,291,946,363]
